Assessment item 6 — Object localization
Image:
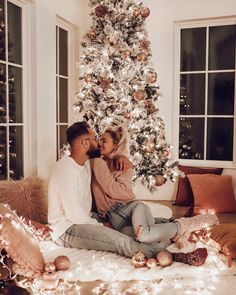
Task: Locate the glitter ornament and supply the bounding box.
[137,52,147,62]
[145,100,156,114]
[162,149,169,158]
[36,271,59,290]
[146,258,158,269]
[99,77,111,92]
[85,74,93,83]
[95,5,108,18]
[147,72,157,84]
[54,255,70,271]
[156,250,173,267]
[132,90,145,101]
[140,7,150,18]
[131,252,147,268]
[155,175,166,186]
[124,112,131,119]
[44,262,56,272]
[144,139,155,153]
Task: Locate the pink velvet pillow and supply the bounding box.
[0,203,45,276]
[174,165,223,206]
[187,174,236,214]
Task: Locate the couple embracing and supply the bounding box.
[48,121,217,266]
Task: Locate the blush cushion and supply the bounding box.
[187,174,236,214]
[174,166,223,206]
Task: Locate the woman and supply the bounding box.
[91,126,217,252]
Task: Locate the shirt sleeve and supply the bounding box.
[52,164,96,225]
[92,158,134,200]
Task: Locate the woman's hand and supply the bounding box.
[115,155,133,171]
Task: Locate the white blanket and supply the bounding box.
[40,240,236,294]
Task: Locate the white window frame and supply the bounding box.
[0,0,35,179]
[56,16,78,159]
[173,16,236,169]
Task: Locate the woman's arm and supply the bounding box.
[92,158,134,200]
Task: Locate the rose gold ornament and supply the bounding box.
[54,255,70,271]
[144,139,155,153]
[131,252,147,268]
[87,29,97,40]
[133,9,140,17]
[99,77,110,92]
[140,39,150,52]
[137,52,147,62]
[145,100,157,114]
[155,175,166,186]
[146,258,158,269]
[132,90,145,101]
[156,250,173,267]
[44,262,56,272]
[124,112,131,119]
[162,149,169,158]
[140,7,150,18]
[147,72,157,84]
[85,74,93,83]
[123,50,131,59]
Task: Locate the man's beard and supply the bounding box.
[87,146,101,159]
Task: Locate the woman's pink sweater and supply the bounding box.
[91,158,135,215]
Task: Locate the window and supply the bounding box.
[174,17,236,167]
[56,20,73,159]
[0,0,25,180]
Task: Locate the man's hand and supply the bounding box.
[115,155,133,171]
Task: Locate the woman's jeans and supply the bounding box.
[107,201,179,243]
[55,223,170,259]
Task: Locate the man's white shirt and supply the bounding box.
[48,156,100,241]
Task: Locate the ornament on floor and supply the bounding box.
[140,7,150,18]
[155,175,167,186]
[132,89,145,101]
[156,250,173,267]
[44,262,56,272]
[95,5,108,18]
[54,255,70,271]
[146,258,158,269]
[131,251,147,268]
[36,271,59,290]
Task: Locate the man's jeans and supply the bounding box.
[107,201,179,243]
[55,223,170,259]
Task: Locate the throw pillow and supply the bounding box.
[174,165,223,206]
[187,174,236,214]
[0,203,45,276]
[0,176,48,223]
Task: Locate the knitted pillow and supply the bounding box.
[0,176,48,223]
[174,166,223,206]
[0,203,45,276]
[187,174,236,214]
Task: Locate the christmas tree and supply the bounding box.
[73,0,178,191]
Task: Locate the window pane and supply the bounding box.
[209,25,236,70]
[9,126,23,179]
[7,2,22,65]
[9,65,22,123]
[59,77,68,123]
[59,28,68,76]
[180,74,205,115]
[207,118,233,161]
[208,72,234,115]
[181,27,206,72]
[56,26,58,75]
[0,0,6,61]
[179,117,204,159]
[0,63,6,123]
[59,125,67,149]
[0,126,7,180]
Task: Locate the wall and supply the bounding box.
[34,0,90,179]
[35,0,236,199]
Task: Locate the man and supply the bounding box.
[48,121,169,258]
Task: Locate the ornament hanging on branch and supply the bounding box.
[132,89,146,101]
[140,7,150,18]
[87,29,97,40]
[146,72,157,84]
[95,5,108,18]
[137,52,148,62]
[144,139,156,153]
[145,100,157,114]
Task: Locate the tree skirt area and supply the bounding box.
[20,240,236,295]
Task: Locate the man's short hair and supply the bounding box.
[66,121,90,146]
